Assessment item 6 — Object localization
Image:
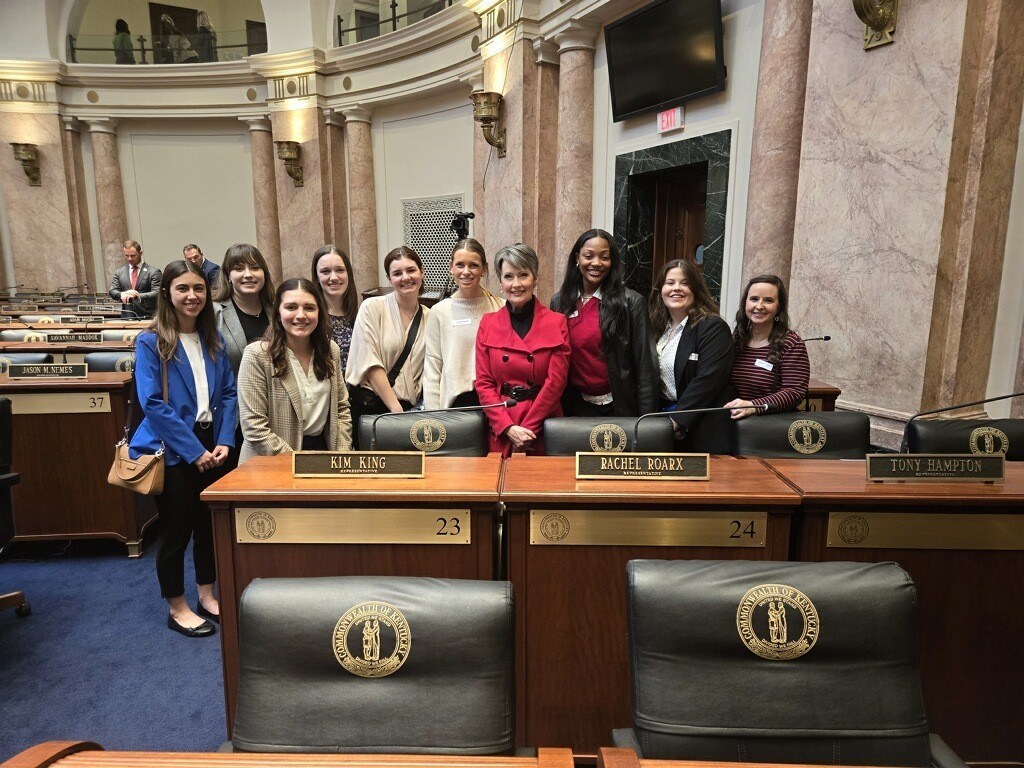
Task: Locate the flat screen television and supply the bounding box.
[604,0,726,123]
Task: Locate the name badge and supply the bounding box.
[689,353,699,362]
[755,359,774,371]
[452,318,472,326]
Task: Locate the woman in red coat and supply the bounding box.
[475,243,570,456]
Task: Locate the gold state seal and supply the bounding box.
[539,513,570,542]
[333,601,412,678]
[969,426,1008,456]
[244,511,276,540]
[589,423,628,453]
[410,419,446,452]
[788,419,827,455]
[837,515,869,545]
[736,583,819,661]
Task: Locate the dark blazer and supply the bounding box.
[108,262,161,319]
[605,287,658,416]
[669,314,736,454]
[199,258,221,285]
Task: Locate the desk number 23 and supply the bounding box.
[730,519,756,539]
[436,517,462,536]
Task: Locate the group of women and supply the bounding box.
[127,231,809,637]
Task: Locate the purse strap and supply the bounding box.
[386,305,423,386]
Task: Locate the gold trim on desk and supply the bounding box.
[529,509,766,547]
[6,391,112,414]
[827,512,1024,551]
[235,507,472,544]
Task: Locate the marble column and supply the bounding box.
[240,116,283,281]
[552,21,598,293]
[532,37,560,294]
[740,0,813,284]
[342,105,380,294]
[323,108,350,254]
[83,117,128,286]
[61,116,96,292]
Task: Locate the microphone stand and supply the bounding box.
[632,404,768,451]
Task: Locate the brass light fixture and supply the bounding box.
[10,143,41,186]
[470,91,506,158]
[274,140,303,187]
[854,0,898,50]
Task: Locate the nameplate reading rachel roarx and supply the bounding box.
[7,363,88,379]
[575,452,709,481]
[46,332,103,343]
[866,453,1004,482]
[293,451,424,479]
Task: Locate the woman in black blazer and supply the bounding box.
[649,259,735,454]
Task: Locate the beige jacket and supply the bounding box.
[238,340,353,463]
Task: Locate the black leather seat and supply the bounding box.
[357,411,489,456]
[0,330,50,342]
[101,329,140,343]
[231,575,514,754]
[614,559,966,768]
[542,417,674,455]
[735,411,870,458]
[84,351,135,372]
[902,418,1023,460]
[0,353,54,374]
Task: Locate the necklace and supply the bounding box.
[235,301,264,318]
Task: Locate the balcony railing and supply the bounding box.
[336,0,454,45]
[66,29,263,65]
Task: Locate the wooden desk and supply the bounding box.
[0,341,135,365]
[0,372,156,556]
[800,378,841,412]
[765,459,1024,763]
[201,453,504,736]
[499,455,801,755]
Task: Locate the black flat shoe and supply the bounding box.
[167,614,216,638]
[196,602,220,624]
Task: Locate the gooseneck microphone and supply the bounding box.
[369,399,516,450]
[898,391,1024,452]
[632,404,769,451]
[803,335,831,342]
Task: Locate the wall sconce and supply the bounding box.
[471,91,506,158]
[274,140,303,187]
[854,0,898,49]
[10,143,41,186]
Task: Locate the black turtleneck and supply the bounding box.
[507,296,535,340]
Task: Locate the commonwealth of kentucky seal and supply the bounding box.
[539,513,570,542]
[969,426,1009,456]
[736,583,819,661]
[410,418,446,452]
[788,419,827,455]
[333,601,412,678]
[837,515,870,545]
[115,356,134,373]
[244,511,277,540]
[589,423,628,453]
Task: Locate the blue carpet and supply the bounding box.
[0,534,226,761]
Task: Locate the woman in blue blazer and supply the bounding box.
[130,260,237,638]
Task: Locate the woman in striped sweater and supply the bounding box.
[724,274,809,419]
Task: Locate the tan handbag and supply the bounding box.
[107,360,166,496]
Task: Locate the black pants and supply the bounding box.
[349,386,412,450]
[154,424,229,598]
[562,387,615,417]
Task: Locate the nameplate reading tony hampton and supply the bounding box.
[46,332,103,343]
[866,453,1004,482]
[293,451,425,479]
[7,363,88,379]
[575,452,709,481]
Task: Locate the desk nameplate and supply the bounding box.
[61,315,105,324]
[80,305,119,312]
[5,391,111,414]
[46,332,103,343]
[827,512,1024,551]
[1,304,37,312]
[293,451,424,478]
[8,363,88,379]
[866,453,1004,482]
[529,509,766,547]
[235,507,471,544]
[575,452,709,481]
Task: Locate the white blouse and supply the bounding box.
[179,332,212,424]
[286,348,331,437]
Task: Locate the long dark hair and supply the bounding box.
[648,259,719,338]
[384,246,425,295]
[266,278,335,381]
[733,274,792,365]
[311,244,359,319]
[551,229,627,344]
[213,243,276,307]
[151,260,221,362]
[115,18,129,33]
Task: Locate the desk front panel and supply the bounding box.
[502,455,800,754]
[767,459,1024,763]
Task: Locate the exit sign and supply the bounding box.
[657,106,684,133]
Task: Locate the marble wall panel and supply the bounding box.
[344,115,380,295]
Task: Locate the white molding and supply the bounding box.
[59,61,258,89]
[81,116,117,134]
[553,19,599,52]
[532,36,559,65]
[239,115,273,132]
[341,104,373,123]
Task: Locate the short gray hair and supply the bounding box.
[494,243,539,279]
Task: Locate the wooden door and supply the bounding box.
[651,162,708,278]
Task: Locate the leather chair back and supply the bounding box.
[619,559,932,766]
[903,418,1024,461]
[101,329,140,343]
[0,353,54,374]
[16,315,59,323]
[357,411,489,456]
[232,576,514,754]
[0,330,50,342]
[735,411,870,458]
[85,351,135,372]
[543,417,675,455]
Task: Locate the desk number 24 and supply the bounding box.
[730,519,756,539]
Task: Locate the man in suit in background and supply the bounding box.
[183,243,221,285]
[109,240,161,319]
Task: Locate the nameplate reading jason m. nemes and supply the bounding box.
[293,451,425,478]
[46,332,103,343]
[866,453,1004,482]
[7,363,88,379]
[575,452,709,480]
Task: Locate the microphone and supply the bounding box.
[369,399,516,450]
[55,283,90,293]
[632,404,769,451]
[803,335,831,342]
[898,391,1024,452]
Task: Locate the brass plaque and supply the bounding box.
[6,391,111,414]
[866,453,1003,482]
[575,452,709,481]
[8,363,88,379]
[827,512,1024,551]
[796,398,824,412]
[46,332,103,343]
[80,305,118,312]
[235,507,471,544]
[1,304,37,312]
[293,451,424,478]
[530,509,765,547]
[62,316,105,324]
